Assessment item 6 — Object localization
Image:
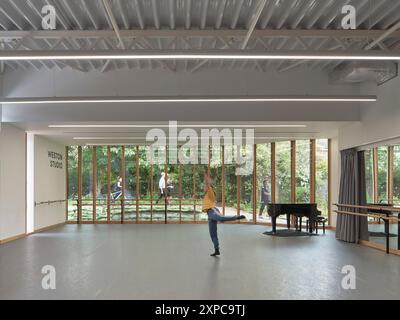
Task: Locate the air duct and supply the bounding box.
[329,61,398,85]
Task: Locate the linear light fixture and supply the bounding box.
[1,95,377,104]
[50,124,308,128]
[76,136,311,140]
[0,50,399,61]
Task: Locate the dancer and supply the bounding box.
[202,170,245,257]
[155,172,166,204]
[113,176,123,200]
[166,178,174,203]
[258,179,271,218]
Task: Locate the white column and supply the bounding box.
[26,132,35,233]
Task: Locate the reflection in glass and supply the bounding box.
[377,146,388,203]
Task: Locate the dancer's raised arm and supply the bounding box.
[204,169,212,192]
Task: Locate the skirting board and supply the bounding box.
[0,222,66,245]
[0,233,26,245]
[27,222,66,235]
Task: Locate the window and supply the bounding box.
[240,145,254,219]
[167,147,180,222]
[66,139,331,224]
[316,139,329,217]
[81,146,93,221]
[95,146,108,221]
[364,149,374,204]
[224,145,238,217]
[195,146,209,221]
[110,146,122,221]
[393,146,400,204]
[275,141,291,203]
[377,146,388,203]
[124,146,137,221]
[67,146,78,221]
[210,145,223,214]
[296,140,310,203]
[139,146,152,221]
[256,143,271,222]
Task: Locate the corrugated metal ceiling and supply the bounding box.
[0,0,399,72]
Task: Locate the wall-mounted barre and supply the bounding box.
[334,210,400,223]
[35,200,66,206]
[335,203,400,213]
[334,203,400,254]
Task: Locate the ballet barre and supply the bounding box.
[35,200,66,206]
[334,203,400,254]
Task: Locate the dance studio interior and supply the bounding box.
[0,0,400,301]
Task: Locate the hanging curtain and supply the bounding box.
[336,149,369,243]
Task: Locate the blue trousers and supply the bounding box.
[207,208,238,250]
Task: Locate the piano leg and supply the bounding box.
[272,217,277,234]
[287,214,290,230]
[299,217,302,232]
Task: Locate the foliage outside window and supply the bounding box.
[67,140,330,223]
[275,141,291,203]
[394,146,400,204]
[296,140,310,203]
[364,149,374,204]
[316,139,329,217]
[377,146,388,203]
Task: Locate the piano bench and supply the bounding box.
[306,217,328,234]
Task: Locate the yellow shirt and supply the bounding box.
[202,186,216,212]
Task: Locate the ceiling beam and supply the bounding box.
[365,20,400,50]
[241,0,266,50]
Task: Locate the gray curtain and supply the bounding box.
[336,149,369,242]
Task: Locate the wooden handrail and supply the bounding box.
[334,210,400,223]
[35,200,66,206]
[335,203,400,213]
[71,197,203,201]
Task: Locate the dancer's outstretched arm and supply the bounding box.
[204,169,212,192]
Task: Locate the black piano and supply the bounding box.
[267,203,321,233]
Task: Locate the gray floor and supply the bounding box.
[368,223,399,249]
[0,224,399,300]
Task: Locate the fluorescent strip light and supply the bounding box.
[1,95,377,104]
[76,136,311,140]
[0,50,399,61]
[74,137,143,140]
[51,124,308,128]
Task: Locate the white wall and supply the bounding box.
[2,68,362,122]
[33,135,66,230]
[339,76,400,150]
[0,124,26,241]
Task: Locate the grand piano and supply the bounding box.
[267,203,321,233]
